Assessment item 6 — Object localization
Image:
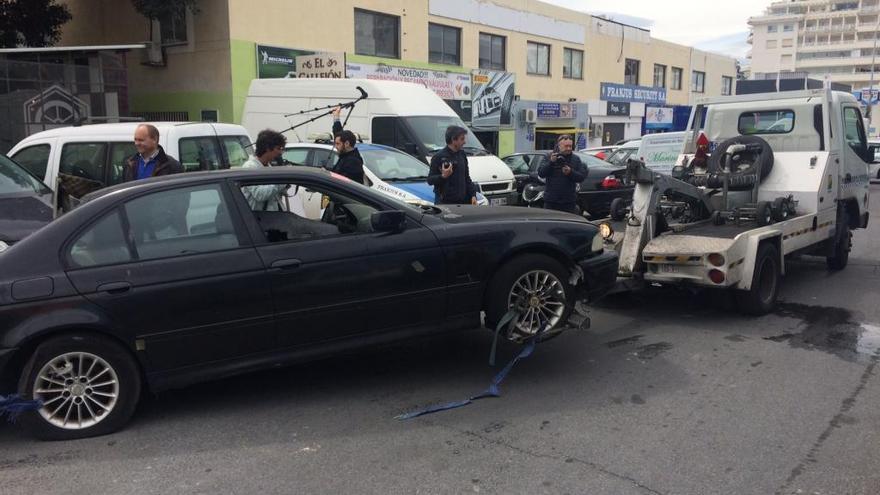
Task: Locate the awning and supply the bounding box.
[534,128,590,134]
[0,44,147,54]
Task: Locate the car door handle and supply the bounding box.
[271,258,302,270]
[97,282,131,294]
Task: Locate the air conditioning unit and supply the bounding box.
[590,122,604,138]
[142,40,166,67]
[520,108,536,123]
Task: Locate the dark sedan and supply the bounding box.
[0,167,617,440]
[0,154,54,250]
[501,151,633,217]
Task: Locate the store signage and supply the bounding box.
[256,44,345,79]
[471,69,515,127]
[607,101,630,116]
[600,82,667,105]
[345,62,471,101]
[854,88,880,104]
[645,106,674,129]
[536,102,577,119]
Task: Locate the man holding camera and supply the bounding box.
[427,126,478,205]
[537,134,587,214]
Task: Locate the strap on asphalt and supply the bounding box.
[0,394,42,422]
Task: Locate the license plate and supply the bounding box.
[659,264,678,274]
[490,197,508,206]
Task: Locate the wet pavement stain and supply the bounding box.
[635,342,674,360]
[605,334,644,348]
[765,302,880,362]
[630,394,646,405]
[724,334,748,342]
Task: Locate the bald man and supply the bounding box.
[123,124,183,182]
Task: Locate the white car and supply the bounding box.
[869,140,880,181]
[282,141,489,206]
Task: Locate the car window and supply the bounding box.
[738,110,795,135]
[220,136,252,168]
[843,107,867,156]
[529,154,546,171]
[503,155,530,174]
[124,184,241,261]
[282,148,311,166]
[108,142,137,186]
[60,142,107,185]
[239,180,379,243]
[68,209,133,268]
[360,148,429,180]
[0,154,51,195]
[179,137,223,172]
[312,149,338,169]
[10,144,50,181]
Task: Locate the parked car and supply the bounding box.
[580,146,617,160]
[0,166,617,440]
[281,139,489,205]
[501,151,633,217]
[869,140,880,181]
[604,140,641,166]
[0,154,54,251]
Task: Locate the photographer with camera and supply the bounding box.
[537,134,587,214]
[427,126,478,205]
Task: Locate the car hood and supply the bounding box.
[0,194,54,243]
[433,204,590,225]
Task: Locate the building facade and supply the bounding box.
[50,0,736,155]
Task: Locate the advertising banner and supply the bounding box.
[536,102,577,119]
[471,70,515,127]
[256,44,345,79]
[645,106,674,129]
[344,62,471,101]
[600,82,667,105]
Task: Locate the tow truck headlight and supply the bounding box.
[591,234,604,253]
[707,253,725,267]
[599,222,614,240]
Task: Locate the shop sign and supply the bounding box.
[854,88,880,104]
[645,106,674,129]
[606,101,630,116]
[471,70,515,127]
[256,44,345,79]
[344,62,471,101]
[600,82,667,105]
[536,102,577,119]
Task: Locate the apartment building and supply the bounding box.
[748,0,880,133]
[7,0,736,155]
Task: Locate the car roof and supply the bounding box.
[16,122,248,141]
[285,142,401,153]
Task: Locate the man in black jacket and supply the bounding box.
[427,126,478,205]
[331,107,365,184]
[537,134,587,214]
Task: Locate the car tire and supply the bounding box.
[707,135,774,182]
[756,201,772,226]
[18,334,141,441]
[609,197,627,221]
[485,254,574,341]
[735,242,780,316]
[827,208,850,271]
[771,197,789,222]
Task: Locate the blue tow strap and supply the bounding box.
[0,394,42,422]
[396,314,545,420]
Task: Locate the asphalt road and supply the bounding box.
[2,185,879,495]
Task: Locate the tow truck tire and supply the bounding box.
[610,198,627,221]
[827,208,851,271]
[707,135,774,181]
[756,201,773,226]
[771,197,789,222]
[711,210,725,226]
[485,254,574,339]
[18,334,142,441]
[735,243,780,315]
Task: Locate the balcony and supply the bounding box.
[802,24,858,33]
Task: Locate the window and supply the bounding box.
[768,25,778,33]
[653,64,667,88]
[179,137,223,172]
[60,143,107,185]
[781,54,793,64]
[429,23,461,65]
[737,109,795,135]
[282,148,311,166]
[10,144,50,180]
[691,70,706,93]
[124,184,241,261]
[563,48,583,79]
[68,210,132,268]
[221,136,253,168]
[502,155,530,174]
[671,67,683,90]
[158,5,188,45]
[783,24,793,32]
[766,40,778,49]
[843,106,867,155]
[722,76,733,96]
[782,38,793,48]
[527,41,550,75]
[359,148,429,181]
[625,59,640,85]
[479,33,506,70]
[239,180,380,243]
[108,142,137,186]
[0,154,50,195]
[355,9,400,58]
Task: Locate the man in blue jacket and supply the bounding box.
[538,134,587,214]
[427,126,478,205]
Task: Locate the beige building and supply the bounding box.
[48,0,736,154]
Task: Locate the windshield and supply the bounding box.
[361,148,429,181]
[403,116,488,155]
[606,145,639,166]
[0,154,51,196]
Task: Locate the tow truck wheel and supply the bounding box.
[609,198,627,221]
[756,201,773,226]
[771,197,789,222]
[735,243,780,315]
[827,208,851,271]
[711,210,725,226]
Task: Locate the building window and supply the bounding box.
[653,64,667,88]
[671,67,683,90]
[563,48,583,79]
[159,6,188,45]
[782,38,793,48]
[527,41,550,75]
[428,23,461,65]
[768,25,778,33]
[766,40,778,49]
[625,58,640,85]
[722,76,733,96]
[783,24,793,32]
[479,33,506,70]
[781,54,793,64]
[355,9,400,58]
[691,70,705,93]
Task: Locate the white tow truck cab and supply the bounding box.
[606,89,871,313]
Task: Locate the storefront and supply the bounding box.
[510,100,590,153]
[587,82,667,148]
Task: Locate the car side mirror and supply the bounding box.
[402,142,418,156]
[371,210,407,233]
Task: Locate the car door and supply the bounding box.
[64,181,275,371]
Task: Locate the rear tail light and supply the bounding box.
[708,269,725,284]
[707,253,725,267]
[601,176,622,189]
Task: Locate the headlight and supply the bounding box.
[591,234,604,252]
[599,222,614,240]
[0,240,7,253]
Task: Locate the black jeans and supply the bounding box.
[544,201,580,215]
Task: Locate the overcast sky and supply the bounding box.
[542,0,773,60]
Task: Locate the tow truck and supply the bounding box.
[601,89,871,314]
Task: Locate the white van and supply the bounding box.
[8,122,253,192]
[242,78,517,205]
[635,131,687,174]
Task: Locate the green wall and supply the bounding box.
[498,130,515,158]
[131,91,233,123]
[230,39,258,124]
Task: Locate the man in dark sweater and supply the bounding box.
[331,107,365,184]
[537,134,587,214]
[427,126,478,205]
